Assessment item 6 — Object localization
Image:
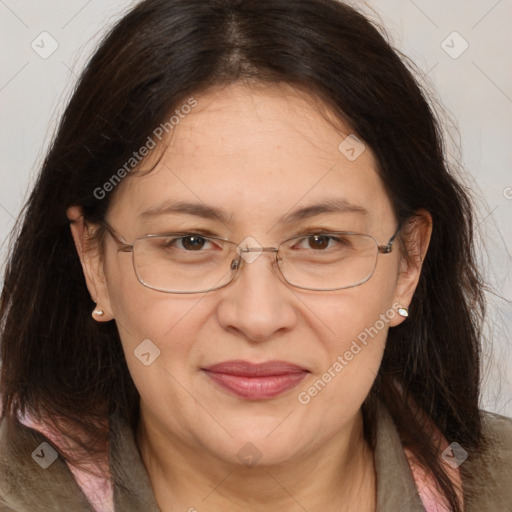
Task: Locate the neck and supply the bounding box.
[136,405,376,512]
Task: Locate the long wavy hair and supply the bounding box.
[0,1,486,510]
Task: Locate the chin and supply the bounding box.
[215,438,305,469]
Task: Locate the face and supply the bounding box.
[72,82,426,467]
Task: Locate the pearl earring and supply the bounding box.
[93,308,104,317]
[397,306,409,318]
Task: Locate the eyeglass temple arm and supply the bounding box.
[377,223,402,254]
[100,221,133,253]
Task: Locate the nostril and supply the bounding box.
[230,258,240,270]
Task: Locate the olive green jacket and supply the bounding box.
[1,401,511,511]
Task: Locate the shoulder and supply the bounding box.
[481,410,512,467]
[481,409,512,441]
[0,415,49,508]
[462,410,512,511]
[0,414,96,511]
[0,415,36,509]
[478,409,512,465]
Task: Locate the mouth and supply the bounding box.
[201,360,310,400]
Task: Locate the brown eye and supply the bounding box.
[294,235,338,251]
[179,236,208,251]
[155,235,213,252]
[307,235,331,250]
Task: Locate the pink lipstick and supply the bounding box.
[202,360,309,400]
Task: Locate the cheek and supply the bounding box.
[294,266,398,406]
[307,292,393,385]
[105,252,188,336]
[104,256,208,375]
[111,288,204,354]
[293,306,391,441]
[108,286,208,425]
[308,260,398,349]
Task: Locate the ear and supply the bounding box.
[388,209,432,327]
[67,206,114,321]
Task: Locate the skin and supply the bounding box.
[68,81,432,511]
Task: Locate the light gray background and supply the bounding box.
[1,0,511,416]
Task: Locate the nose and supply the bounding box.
[216,247,298,343]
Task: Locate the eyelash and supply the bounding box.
[160,230,347,251]
[152,226,346,238]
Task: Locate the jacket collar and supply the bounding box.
[0,400,425,511]
[373,400,425,511]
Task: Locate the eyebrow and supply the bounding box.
[138,197,368,225]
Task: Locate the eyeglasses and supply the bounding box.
[100,222,401,294]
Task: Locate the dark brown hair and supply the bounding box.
[0,1,486,510]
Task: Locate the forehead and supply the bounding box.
[108,82,393,231]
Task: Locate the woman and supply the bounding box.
[0,0,511,510]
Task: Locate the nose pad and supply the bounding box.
[229,250,282,280]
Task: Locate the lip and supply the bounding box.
[202,360,309,400]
